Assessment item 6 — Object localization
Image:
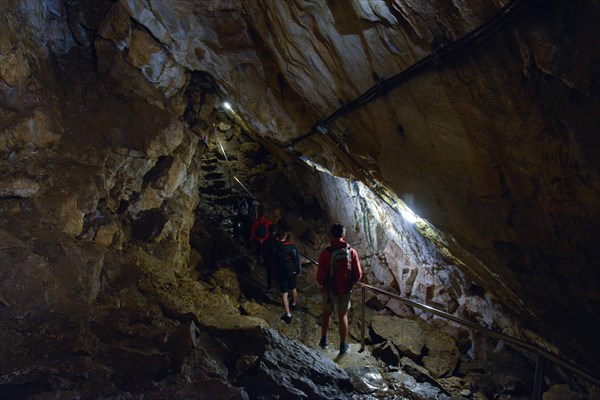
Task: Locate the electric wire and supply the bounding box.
[213,125,258,201]
[278,0,535,149]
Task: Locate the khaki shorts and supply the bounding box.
[322,291,352,316]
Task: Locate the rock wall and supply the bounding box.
[0,1,247,396]
[1,0,599,390]
[0,2,353,397]
[104,0,599,373]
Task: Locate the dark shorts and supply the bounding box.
[279,274,297,293]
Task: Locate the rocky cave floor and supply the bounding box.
[228,247,466,400]
[192,223,596,400]
[182,137,598,400]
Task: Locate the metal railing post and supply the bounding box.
[533,352,545,400]
[360,285,366,352]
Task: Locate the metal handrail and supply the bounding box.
[356,282,600,396]
[295,248,599,390]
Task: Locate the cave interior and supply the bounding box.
[0,0,599,399]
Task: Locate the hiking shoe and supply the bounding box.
[319,336,328,348]
[281,314,292,324]
[290,303,297,310]
[339,343,350,354]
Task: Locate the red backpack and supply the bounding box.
[326,246,354,295]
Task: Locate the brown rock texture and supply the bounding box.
[1,0,599,395]
[106,0,599,374]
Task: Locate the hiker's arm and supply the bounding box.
[351,249,363,283]
[294,248,301,273]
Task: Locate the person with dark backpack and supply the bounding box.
[273,229,301,324]
[316,224,362,354]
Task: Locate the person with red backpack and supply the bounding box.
[249,207,273,264]
[316,224,362,354]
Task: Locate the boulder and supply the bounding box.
[372,340,401,366]
[209,268,242,301]
[371,315,425,359]
[232,328,354,399]
[422,329,460,378]
[240,301,275,323]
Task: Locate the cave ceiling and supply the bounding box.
[2,0,599,378]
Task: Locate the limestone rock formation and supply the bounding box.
[103,0,599,375]
[1,0,599,398]
[371,315,426,359]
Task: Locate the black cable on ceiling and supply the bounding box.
[278,0,536,149]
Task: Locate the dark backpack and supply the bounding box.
[255,222,267,238]
[327,246,353,295]
[275,242,299,278]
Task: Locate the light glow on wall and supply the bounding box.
[400,208,419,224]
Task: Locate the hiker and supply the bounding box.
[233,192,252,244]
[273,229,301,324]
[262,224,279,292]
[251,198,260,220]
[249,207,273,263]
[316,224,362,354]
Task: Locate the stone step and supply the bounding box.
[203,180,227,189]
[202,186,231,197]
[202,154,218,163]
[201,164,218,172]
[203,172,224,180]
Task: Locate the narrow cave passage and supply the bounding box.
[186,107,599,399]
[1,0,599,399]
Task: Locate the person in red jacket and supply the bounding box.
[316,224,362,354]
[249,207,273,264]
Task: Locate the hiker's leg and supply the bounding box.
[291,288,297,305]
[254,241,260,257]
[280,279,291,314]
[259,242,264,261]
[338,312,349,344]
[337,294,352,344]
[321,292,333,337]
[289,276,298,305]
[321,311,331,337]
[282,291,290,314]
